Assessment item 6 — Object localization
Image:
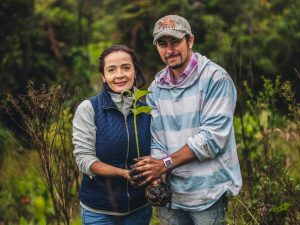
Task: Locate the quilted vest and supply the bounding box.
[79,89,151,212]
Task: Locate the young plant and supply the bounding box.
[131,88,151,158]
[124,88,151,187]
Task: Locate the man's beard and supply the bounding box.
[165,53,183,69]
[170,62,184,70]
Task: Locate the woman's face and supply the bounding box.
[102,51,135,93]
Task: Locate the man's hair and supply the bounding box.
[185,34,191,48]
[185,34,191,41]
[98,45,146,88]
[155,34,191,46]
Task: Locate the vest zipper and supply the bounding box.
[124,116,130,212]
[104,105,132,212]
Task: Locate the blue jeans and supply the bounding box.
[81,205,152,225]
[158,194,228,225]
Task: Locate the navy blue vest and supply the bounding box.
[79,89,151,212]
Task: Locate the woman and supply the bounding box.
[72,45,152,225]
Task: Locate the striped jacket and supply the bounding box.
[146,53,242,211]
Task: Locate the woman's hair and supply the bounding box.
[98,45,146,88]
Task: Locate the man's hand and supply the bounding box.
[131,156,167,187]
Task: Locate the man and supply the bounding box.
[132,15,242,225]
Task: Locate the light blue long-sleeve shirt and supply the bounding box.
[146,53,242,211]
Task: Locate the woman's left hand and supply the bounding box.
[122,169,130,180]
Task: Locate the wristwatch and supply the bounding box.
[162,156,173,169]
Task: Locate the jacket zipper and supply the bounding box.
[104,106,132,212]
[124,115,131,212]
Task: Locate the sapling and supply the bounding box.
[130,88,151,158]
[126,89,172,207]
[122,88,151,186]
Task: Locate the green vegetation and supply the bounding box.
[0,0,299,224]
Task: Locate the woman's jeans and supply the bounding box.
[81,205,152,225]
[158,194,228,225]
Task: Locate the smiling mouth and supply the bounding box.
[114,81,127,86]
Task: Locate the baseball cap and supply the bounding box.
[153,15,192,44]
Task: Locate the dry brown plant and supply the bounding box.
[1,81,80,225]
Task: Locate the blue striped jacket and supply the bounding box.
[146,53,242,211]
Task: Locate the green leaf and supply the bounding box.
[271,202,291,213]
[19,217,34,225]
[135,106,151,115]
[134,89,152,101]
[19,217,28,225]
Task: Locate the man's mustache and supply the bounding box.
[165,53,181,59]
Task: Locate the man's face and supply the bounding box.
[156,35,194,75]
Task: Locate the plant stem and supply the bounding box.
[234,196,260,225]
[133,113,140,158]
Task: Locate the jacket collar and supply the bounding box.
[100,85,147,110]
[100,86,119,109]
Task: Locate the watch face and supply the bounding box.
[163,157,173,168]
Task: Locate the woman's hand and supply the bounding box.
[145,177,172,207]
[145,178,161,198]
[90,161,131,180]
[121,169,130,180]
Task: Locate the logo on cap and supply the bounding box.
[157,17,176,30]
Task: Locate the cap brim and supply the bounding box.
[153,30,186,45]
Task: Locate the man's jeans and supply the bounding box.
[81,205,152,225]
[158,194,228,225]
